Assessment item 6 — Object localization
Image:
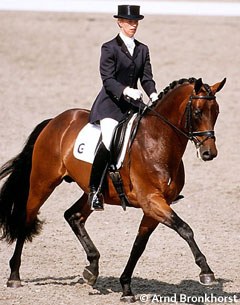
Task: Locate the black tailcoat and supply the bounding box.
[89,34,157,123]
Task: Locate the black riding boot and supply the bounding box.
[88,142,110,211]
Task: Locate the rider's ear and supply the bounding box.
[194,78,203,94]
[211,78,227,94]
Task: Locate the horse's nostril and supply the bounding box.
[202,150,212,161]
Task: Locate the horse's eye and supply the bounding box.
[193,109,202,118]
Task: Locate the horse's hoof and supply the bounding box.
[199,273,217,285]
[120,295,136,303]
[7,280,22,288]
[83,266,98,286]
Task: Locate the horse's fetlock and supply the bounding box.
[88,251,100,263]
[196,255,207,267]
[120,274,131,287]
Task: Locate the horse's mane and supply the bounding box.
[151,77,197,107]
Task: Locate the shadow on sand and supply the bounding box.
[27,275,239,305]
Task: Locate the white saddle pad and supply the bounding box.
[73,113,138,169]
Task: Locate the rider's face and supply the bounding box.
[118,18,139,38]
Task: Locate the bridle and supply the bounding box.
[185,94,216,148]
[145,85,217,148]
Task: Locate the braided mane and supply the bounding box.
[151,77,197,107]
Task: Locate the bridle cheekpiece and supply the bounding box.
[185,83,216,148]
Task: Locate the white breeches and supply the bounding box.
[100,118,119,151]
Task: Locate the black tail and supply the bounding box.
[0,119,52,243]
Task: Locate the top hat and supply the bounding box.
[114,5,144,20]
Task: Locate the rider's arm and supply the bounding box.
[100,43,125,101]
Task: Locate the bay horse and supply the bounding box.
[0,77,226,302]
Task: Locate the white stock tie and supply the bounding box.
[120,32,135,56]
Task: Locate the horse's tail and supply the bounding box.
[0,119,52,244]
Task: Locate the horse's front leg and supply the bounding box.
[170,211,215,285]
[149,195,215,285]
[120,215,158,302]
[146,195,215,285]
[64,193,100,286]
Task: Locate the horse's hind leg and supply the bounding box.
[64,193,100,286]
[7,237,25,287]
[120,215,159,302]
[7,176,60,287]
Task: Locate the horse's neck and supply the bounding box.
[141,84,193,164]
[154,84,192,125]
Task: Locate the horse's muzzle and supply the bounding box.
[198,146,218,161]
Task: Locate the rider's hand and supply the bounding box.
[123,87,143,101]
[150,92,158,103]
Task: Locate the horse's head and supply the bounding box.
[186,78,226,161]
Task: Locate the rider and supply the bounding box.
[88,5,158,211]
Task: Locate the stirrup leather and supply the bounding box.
[108,168,130,211]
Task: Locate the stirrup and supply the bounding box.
[88,189,104,211]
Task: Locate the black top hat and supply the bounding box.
[114,5,144,20]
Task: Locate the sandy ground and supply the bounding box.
[0,11,239,305]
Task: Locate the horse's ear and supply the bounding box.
[211,78,227,94]
[194,78,203,94]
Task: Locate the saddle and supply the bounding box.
[72,108,145,210]
[107,112,143,210]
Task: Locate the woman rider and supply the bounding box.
[88,5,158,211]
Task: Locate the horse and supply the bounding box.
[0,77,226,302]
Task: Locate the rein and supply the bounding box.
[145,92,216,148]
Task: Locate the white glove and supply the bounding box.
[150,92,158,103]
[123,87,143,100]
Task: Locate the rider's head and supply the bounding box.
[114,5,144,38]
